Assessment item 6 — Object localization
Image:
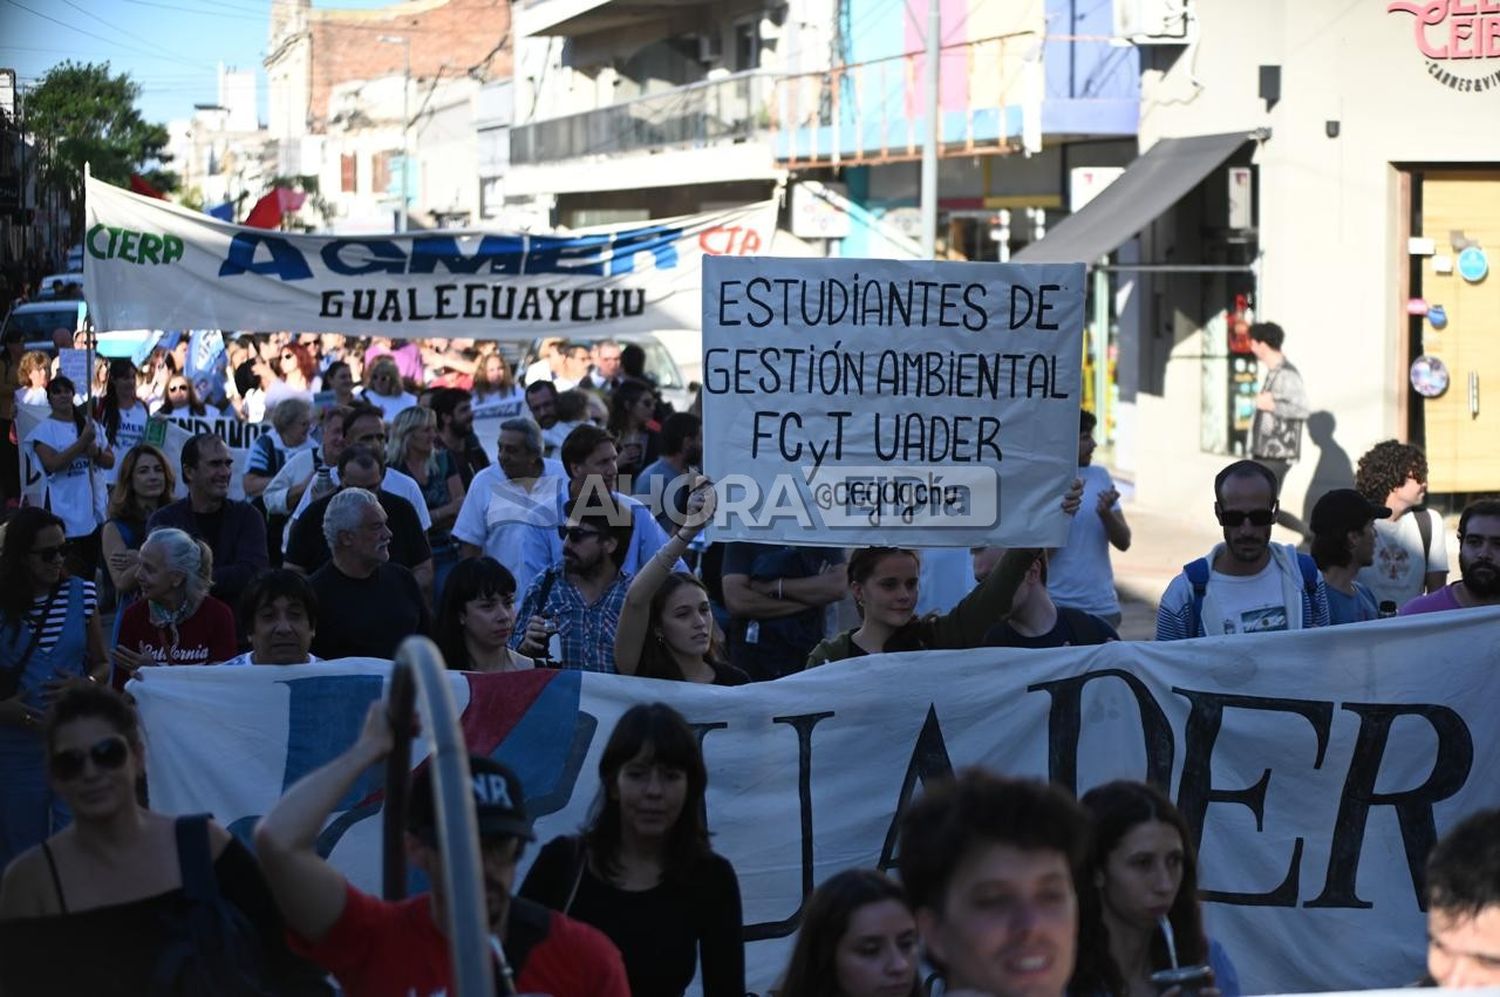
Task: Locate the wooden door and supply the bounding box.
[1420,171,1500,493]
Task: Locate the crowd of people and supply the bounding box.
[1,681,1497,997]
[1,324,1498,994]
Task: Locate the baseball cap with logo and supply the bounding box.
[1311,488,1392,538]
[408,755,535,844]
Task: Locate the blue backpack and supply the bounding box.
[1183,553,1319,638]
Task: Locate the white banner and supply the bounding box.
[130,610,1500,995]
[700,257,1085,547]
[83,176,776,337]
[15,403,266,504]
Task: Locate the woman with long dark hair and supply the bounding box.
[0,684,330,994]
[100,444,176,647]
[614,479,747,685]
[96,359,150,488]
[778,869,920,997]
[434,557,540,672]
[23,375,112,580]
[1073,780,1239,997]
[151,372,211,417]
[519,702,744,997]
[607,379,660,479]
[0,508,108,870]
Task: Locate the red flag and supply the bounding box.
[129,173,166,199]
[244,188,307,229]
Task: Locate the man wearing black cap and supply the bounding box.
[1309,488,1391,625]
[255,701,628,996]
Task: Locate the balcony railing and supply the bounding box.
[772,34,1027,167]
[510,70,774,166]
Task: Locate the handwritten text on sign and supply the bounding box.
[701,257,1085,547]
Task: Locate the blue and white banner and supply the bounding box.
[130,610,1500,995]
[84,176,778,337]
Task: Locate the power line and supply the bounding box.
[1,0,219,70]
[55,0,208,66]
[119,0,266,21]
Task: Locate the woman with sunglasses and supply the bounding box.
[359,355,416,421]
[23,374,113,581]
[0,684,331,995]
[111,527,236,687]
[0,508,108,870]
[266,342,321,411]
[777,869,921,997]
[520,702,745,997]
[96,359,150,488]
[614,479,748,685]
[1073,781,1239,997]
[151,372,211,417]
[607,380,661,480]
[100,444,176,647]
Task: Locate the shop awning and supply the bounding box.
[1013,131,1255,264]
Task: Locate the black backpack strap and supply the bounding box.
[502,895,554,975]
[1416,507,1433,563]
[175,814,217,903]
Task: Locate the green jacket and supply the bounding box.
[805,547,1035,668]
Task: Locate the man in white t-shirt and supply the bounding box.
[1354,439,1448,610]
[453,418,565,596]
[220,569,322,667]
[1048,410,1131,626]
[1156,460,1330,640]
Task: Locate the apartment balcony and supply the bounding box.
[515,0,702,39]
[505,70,780,196]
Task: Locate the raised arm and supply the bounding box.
[254,700,392,942]
[614,478,713,676]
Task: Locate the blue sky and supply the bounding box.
[1,0,391,126]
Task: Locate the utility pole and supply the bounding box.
[919,0,939,259]
[379,34,411,232]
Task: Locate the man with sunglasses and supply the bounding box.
[1155,460,1329,640]
[510,498,632,672]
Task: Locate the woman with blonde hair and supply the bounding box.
[100,444,176,646]
[15,350,50,405]
[111,527,236,688]
[386,405,464,600]
[358,355,416,420]
[469,345,524,418]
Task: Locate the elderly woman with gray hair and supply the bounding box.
[112,527,237,688]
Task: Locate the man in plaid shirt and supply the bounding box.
[511,495,632,672]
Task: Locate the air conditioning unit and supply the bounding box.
[1114,0,1195,44]
[697,33,723,62]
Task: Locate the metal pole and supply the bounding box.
[391,636,497,997]
[919,0,939,259]
[1091,259,1109,433]
[400,39,410,233]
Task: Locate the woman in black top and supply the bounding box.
[614,478,749,685]
[0,684,328,995]
[520,702,745,997]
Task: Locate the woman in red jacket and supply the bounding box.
[112,527,236,687]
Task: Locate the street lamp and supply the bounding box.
[378,34,410,233]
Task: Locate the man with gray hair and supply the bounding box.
[452,417,565,594]
[308,487,429,659]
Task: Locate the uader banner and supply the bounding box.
[701,256,1084,548]
[129,609,1500,995]
[83,175,777,337]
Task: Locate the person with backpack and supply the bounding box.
[0,684,329,995]
[1353,440,1448,610]
[1155,460,1330,640]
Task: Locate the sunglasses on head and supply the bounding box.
[558,525,601,543]
[50,735,130,781]
[1217,508,1276,527]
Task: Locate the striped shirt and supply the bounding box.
[25,581,98,653]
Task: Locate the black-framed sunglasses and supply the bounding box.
[558,525,601,543]
[50,735,130,781]
[1217,508,1276,527]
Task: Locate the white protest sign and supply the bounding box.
[84,175,776,337]
[56,348,90,392]
[131,609,1500,996]
[701,257,1084,547]
[15,404,267,503]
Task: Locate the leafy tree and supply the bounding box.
[25,61,176,238]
